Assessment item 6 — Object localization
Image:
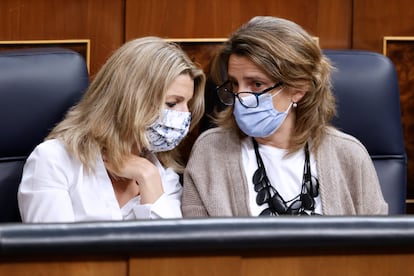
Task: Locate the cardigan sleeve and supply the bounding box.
[356,152,388,215]
[181,149,210,217]
[317,128,388,215]
[181,127,252,217]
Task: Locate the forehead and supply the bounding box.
[165,74,194,99]
[228,55,269,80]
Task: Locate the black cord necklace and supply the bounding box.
[252,138,320,216]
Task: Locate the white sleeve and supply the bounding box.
[17,141,75,223]
[132,167,183,219]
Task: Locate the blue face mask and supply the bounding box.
[233,88,293,137]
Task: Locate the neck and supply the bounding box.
[255,113,295,149]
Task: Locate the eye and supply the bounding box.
[166,102,177,108]
[253,82,264,89]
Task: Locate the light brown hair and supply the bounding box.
[48,37,205,173]
[210,16,336,153]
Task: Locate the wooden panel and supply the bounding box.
[0,0,124,76]
[1,252,414,276]
[125,0,352,49]
[314,0,352,49]
[130,255,242,276]
[0,258,127,276]
[353,0,414,52]
[383,37,414,212]
[129,253,414,276]
[242,253,414,275]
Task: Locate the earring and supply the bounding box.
[292,102,298,108]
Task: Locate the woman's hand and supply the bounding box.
[104,154,164,204]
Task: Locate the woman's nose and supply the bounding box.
[236,84,248,93]
[179,103,189,112]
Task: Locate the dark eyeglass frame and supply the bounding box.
[216,80,283,108]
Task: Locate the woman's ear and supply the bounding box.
[291,87,308,103]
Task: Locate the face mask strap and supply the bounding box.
[270,86,284,98]
[271,89,295,114]
[284,102,294,114]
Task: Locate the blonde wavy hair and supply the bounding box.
[210,16,336,153]
[47,37,205,173]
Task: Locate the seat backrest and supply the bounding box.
[0,48,89,222]
[324,50,407,214]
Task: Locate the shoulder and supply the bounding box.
[196,127,235,141]
[30,139,69,158]
[27,139,79,167]
[192,127,240,152]
[21,139,83,188]
[320,126,371,159]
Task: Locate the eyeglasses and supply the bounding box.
[253,166,319,216]
[216,80,282,108]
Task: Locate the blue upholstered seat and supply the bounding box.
[0,48,89,222]
[323,50,406,214]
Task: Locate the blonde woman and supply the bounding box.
[182,16,387,216]
[18,37,205,222]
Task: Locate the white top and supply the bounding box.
[18,139,183,223]
[241,138,322,216]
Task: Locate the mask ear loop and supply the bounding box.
[270,86,284,98]
[270,86,298,113]
[270,87,293,114]
[283,102,294,114]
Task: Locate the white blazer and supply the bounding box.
[18,139,182,223]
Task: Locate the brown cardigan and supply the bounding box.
[182,127,388,217]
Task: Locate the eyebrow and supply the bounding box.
[228,75,271,83]
[165,94,188,101]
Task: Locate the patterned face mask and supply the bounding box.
[145,109,191,152]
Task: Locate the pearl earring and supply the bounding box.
[292,102,298,108]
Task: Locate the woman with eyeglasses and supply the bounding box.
[182,16,387,216]
[18,37,205,222]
